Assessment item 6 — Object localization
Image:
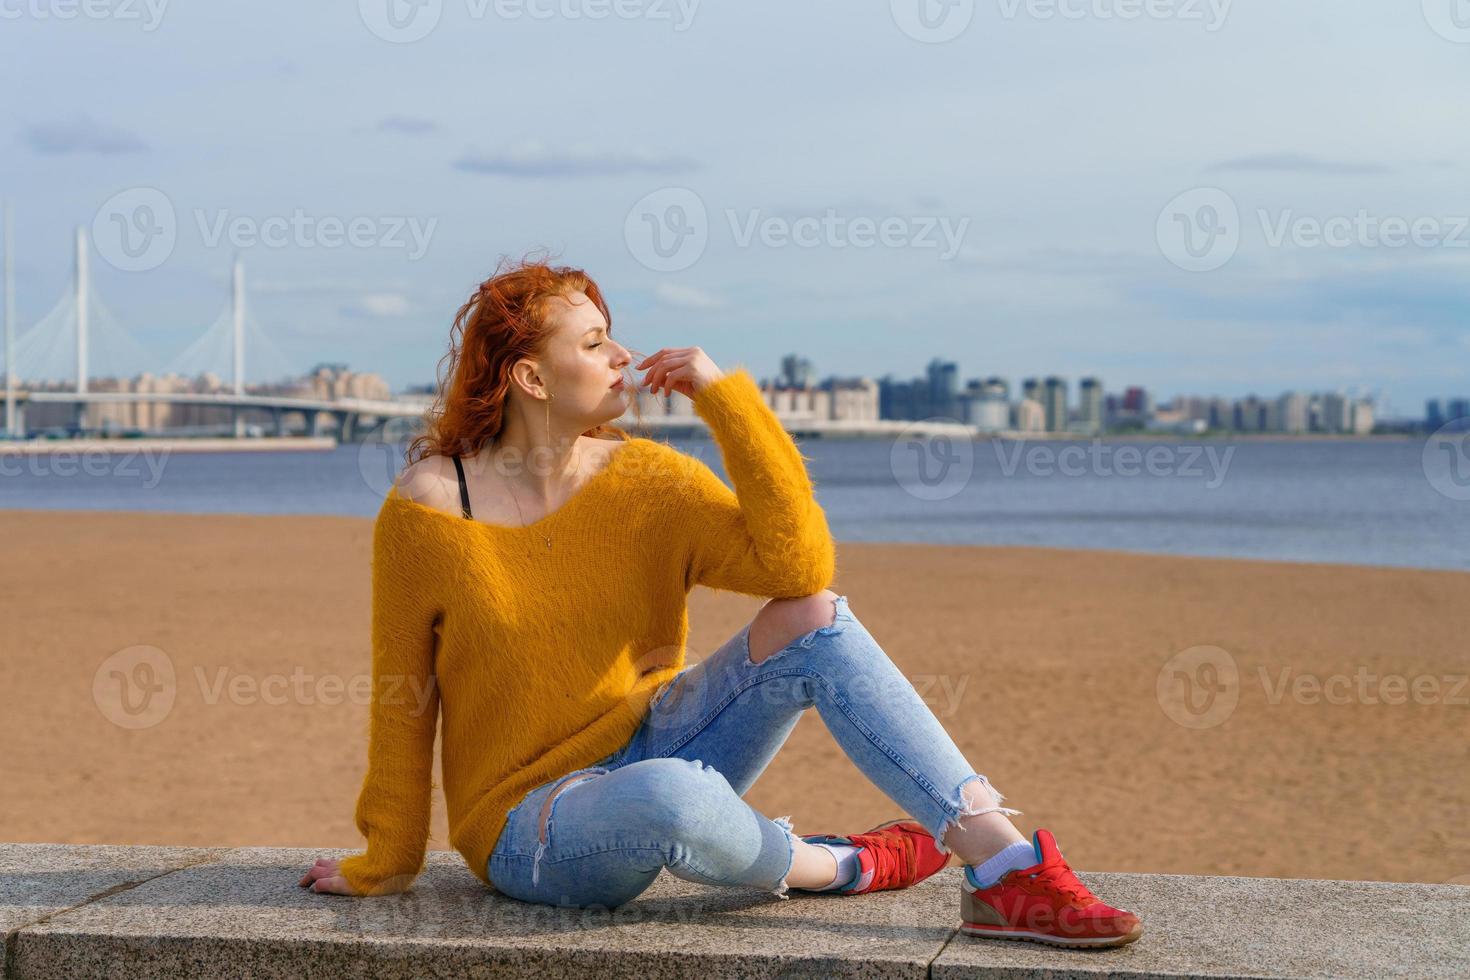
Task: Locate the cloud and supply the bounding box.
[1205,153,1392,175]
[341,292,414,318]
[378,115,440,135]
[453,141,700,177]
[1129,262,1470,333]
[654,282,724,310]
[23,115,146,155]
[952,246,1156,277]
[250,277,410,294]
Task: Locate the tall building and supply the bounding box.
[1321,393,1351,433]
[968,396,1010,432]
[1276,391,1308,433]
[878,375,921,420]
[1043,376,1067,433]
[983,376,1010,401]
[1427,399,1444,431]
[833,377,882,422]
[1235,396,1265,432]
[779,354,814,389]
[1014,397,1045,433]
[1021,377,1041,404]
[927,359,959,419]
[1351,400,1375,435]
[1121,386,1152,416]
[1078,377,1103,434]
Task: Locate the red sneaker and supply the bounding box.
[800,818,950,894]
[961,829,1143,948]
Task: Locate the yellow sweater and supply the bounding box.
[336,367,838,896]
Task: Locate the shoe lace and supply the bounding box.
[1019,855,1096,905]
[855,829,915,892]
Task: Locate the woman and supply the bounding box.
[298,254,1143,949]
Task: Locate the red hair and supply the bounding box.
[406,249,644,466]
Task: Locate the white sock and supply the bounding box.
[965,839,1037,889]
[809,843,862,891]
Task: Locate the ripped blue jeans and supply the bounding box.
[486,594,1021,909]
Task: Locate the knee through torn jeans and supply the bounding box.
[485,594,1020,909]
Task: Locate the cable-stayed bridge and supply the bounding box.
[0,212,971,444]
[1,218,431,441]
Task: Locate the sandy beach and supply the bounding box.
[2,507,1466,888]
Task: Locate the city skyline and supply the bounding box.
[0,228,1423,424]
[4,4,1467,415]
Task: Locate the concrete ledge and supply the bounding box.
[3,844,1466,978]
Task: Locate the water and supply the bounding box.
[1,436,1464,572]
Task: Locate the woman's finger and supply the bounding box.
[642,352,694,395]
[299,859,337,886]
[310,874,355,895]
[636,348,677,369]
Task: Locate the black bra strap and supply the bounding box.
[451,455,473,519]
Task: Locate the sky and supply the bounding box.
[2,0,1467,418]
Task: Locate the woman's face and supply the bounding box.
[536,290,634,421]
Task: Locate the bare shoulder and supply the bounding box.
[391,455,463,517]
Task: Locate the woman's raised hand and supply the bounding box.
[637,347,725,401]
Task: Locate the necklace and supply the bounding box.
[499,391,576,552]
[503,470,557,551]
